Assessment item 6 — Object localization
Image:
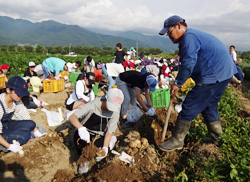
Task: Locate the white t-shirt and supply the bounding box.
[0,93,30,133]
[66,80,95,105]
[66,62,77,72]
[83,58,95,69]
[230,51,237,62]
[106,63,124,77]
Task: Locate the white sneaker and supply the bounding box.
[78,161,89,174]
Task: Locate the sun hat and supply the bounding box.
[30,76,41,92]
[7,76,30,96]
[28,62,36,67]
[106,88,124,112]
[86,72,96,85]
[159,15,185,35]
[1,64,9,69]
[146,75,157,92]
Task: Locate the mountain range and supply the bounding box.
[0,16,177,53]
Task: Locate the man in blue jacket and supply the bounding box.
[158,15,237,151]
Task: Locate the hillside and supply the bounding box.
[0,16,177,52]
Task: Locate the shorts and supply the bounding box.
[66,102,74,111]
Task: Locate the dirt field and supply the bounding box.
[0,82,249,182]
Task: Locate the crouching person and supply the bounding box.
[68,88,124,173]
[0,76,41,153]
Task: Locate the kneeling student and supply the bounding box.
[66,72,96,111]
[0,76,43,153]
[68,88,124,173]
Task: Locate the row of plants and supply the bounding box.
[171,88,250,181]
[0,44,164,57]
[0,52,179,77]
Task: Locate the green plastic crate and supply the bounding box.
[93,82,99,96]
[150,89,170,108]
[69,72,82,84]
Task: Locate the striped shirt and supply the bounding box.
[0,93,31,133]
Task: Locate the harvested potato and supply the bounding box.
[127,130,140,140]
[96,149,106,157]
[129,139,141,148]
[141,138,149,147]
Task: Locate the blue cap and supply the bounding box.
[159,15,185,35]
[7,76,30,97]
[146,75,157,92]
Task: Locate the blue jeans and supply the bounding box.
[42,64,54,78]
[116,76,136,115]
[178,78,231,122]
[102,65,116,91]
[2,120,36,147]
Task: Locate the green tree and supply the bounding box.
[90,46,101,56]
[35,45,44,54]
[24,45,34,52]
[45,46,53,54]
[53,46,63,54]
[101,46,113,56]
[72,46,83,55]
[0,45,8,52]
[8,45,16,52]
[16,46,23,52]
[82,46,90,55]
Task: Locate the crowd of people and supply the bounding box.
[0,15,244,174]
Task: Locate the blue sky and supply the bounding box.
[0,0,249,51]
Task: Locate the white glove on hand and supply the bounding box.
[78,127,90,143]
[8,144,23,153]
[147,107,155,116]
[95,147,108,162]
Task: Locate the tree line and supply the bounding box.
[0,44,164,56]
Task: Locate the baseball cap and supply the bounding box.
[30,76,41,92]
[86,72,96,85]
[159,15,185,35]
[1,64,9,69]
[146,75,157,92]
[7,76,30,96]
[106,88,124,112]
[28,62,36,67]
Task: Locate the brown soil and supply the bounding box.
[0,82,249,182]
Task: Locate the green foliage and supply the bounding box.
[171,88,250,181]
[239,62,250,80]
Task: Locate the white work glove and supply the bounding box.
[78,127,90,143]
[34,130,46,138]
[95,146,108,162]
[8,144,23,153]
[147,107,155,116]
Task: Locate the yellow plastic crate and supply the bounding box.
[59,71,70,78]
[0,75,6,88]
[43,79,65,93]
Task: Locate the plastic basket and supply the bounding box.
[43,79,65,93]
[93,82,99,96]
[150,89,170,108]
[0,75,6,88]
[59,71,70,78]
[69,72,82,84]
